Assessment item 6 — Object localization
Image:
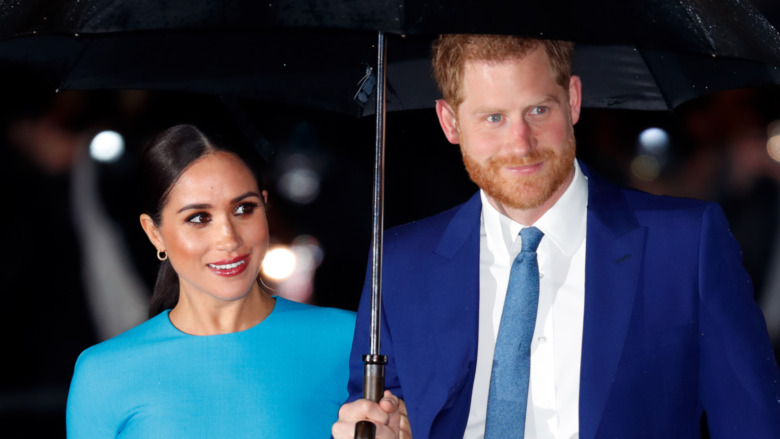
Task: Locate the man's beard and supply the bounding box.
[462,133,576,210]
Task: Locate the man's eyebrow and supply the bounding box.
[471,95,561,116]
[525,95,561,108]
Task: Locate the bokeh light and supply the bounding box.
[261,236,324,303]
[262,246,296,281]
[767,119,780,162]
[279,168,320,204]
[631,154,661,182]
[89,130,125,163]
[291,235,324,271]
[638,127,670,155]
[277,153,321,204]
[631,127,670,182]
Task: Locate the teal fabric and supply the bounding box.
[66,297,355,438]
[485,227,543,438]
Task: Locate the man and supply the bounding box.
[333,34,780,438]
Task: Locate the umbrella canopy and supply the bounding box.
[2,0,780,113]
[5,0,780,58]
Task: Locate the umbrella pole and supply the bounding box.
[355,30,389,439]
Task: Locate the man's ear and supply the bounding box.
[139,214,164,252]
[568,75,582,125]
[435,99,460,144]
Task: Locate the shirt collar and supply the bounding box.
[481,160,588,258]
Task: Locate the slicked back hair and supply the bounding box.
[139,124,264,317]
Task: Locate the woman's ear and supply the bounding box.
[139,214,164,251]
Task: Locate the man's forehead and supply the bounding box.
[460,51,555,88]
[462,44,547,69]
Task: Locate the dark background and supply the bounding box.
[2,1,780,436]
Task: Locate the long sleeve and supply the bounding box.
[697,203,780,436]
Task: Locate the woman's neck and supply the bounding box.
[168,284,275,336]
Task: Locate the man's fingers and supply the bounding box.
[378,390,400,414]
[332,419,398,439]
[331,419,356,439]
[338,398,390,424]
[332,393,408,439]
[396,398,412,439]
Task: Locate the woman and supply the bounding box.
[66,124,355,438]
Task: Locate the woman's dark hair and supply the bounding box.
[140,124,264,317]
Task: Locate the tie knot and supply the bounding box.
[520,227,544,252]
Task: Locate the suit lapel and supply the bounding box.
[404,193,482,438]
[578,169,647,439]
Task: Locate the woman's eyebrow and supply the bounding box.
[177,203,211,214]
[231,191,262,203]
[176,192,261,214]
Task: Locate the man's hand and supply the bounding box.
[332,390,412,439]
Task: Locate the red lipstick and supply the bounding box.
[207,254,250,277]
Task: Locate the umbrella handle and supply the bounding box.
[354,422,376,438]
[354,354,387,439]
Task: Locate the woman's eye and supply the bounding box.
[186,213,209,224]
[487,114,503,123]
[235,202,257,215]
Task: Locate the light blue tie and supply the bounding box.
[484,226,544,438]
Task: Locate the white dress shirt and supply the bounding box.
[464,161,588,439]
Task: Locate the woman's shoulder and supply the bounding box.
[266,297,355,363]
[272,296,356,330]
[74,312,173,370]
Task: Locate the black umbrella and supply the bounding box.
[4,1,780,436]
[2,0,780,113]
[5,0,779,55]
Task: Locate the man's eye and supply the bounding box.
[531,106,547,115]
[235,202,257,215]
[487,114,502,123]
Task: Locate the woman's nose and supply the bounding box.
[215,218,242,251]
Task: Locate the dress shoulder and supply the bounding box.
[73,312,172,367]
[274,296,355,320]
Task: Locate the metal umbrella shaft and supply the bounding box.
[355,30,389,439]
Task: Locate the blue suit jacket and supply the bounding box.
[347,163,780,438]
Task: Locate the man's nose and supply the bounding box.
[506,119,534,156]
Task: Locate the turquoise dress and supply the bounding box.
[66,297,355,438]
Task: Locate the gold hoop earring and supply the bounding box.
[157,250,168,261]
